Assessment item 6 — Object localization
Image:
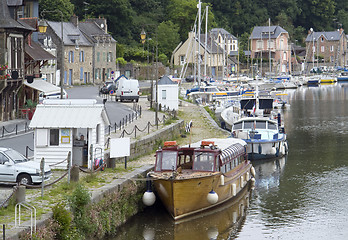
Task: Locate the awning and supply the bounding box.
[29,103,110,128]
[23,79,61,94]
[220,143,245,165]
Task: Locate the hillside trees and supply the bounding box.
[39,0,74,21]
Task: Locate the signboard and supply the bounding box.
[110,138,130,158]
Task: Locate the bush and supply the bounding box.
[68,184,90,217]
[52,202,72,239]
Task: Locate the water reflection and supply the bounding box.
[110,185,252,240]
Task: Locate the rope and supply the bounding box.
[49,158,67,167]
[22,169,69,189]
[78,163,106,173]
[0,186,18,208]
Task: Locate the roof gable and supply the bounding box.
[158,75,176,85]
[250,25,288,40]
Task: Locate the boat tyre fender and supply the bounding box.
[258,144,262,154]
[251,166,256,177]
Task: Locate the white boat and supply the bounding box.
[231,116,288,160]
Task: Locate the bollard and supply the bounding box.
[40,157,45,198]
[16,185,26,203]
[70,165,79,182]
[67,152,71,184]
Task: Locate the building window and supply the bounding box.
[162,90,166,100]
[321,37,324,42]
[9,36,23,70]
[80,67,83,80]
[50,129,59,146]
[96,124,100,144]
[330,56,334,62]
[321,46,325,52]
[69,51,74,63]
[180,55,185,65]
[103,52,106,62]
[97,52,100,62]
[107,52,112,62]
[79,51,84,62]
[330,46,334,52]
[257,40,263,50]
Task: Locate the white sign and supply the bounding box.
[110,138,130,158]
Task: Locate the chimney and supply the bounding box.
[339,28,344,34]
[70,15,78,27]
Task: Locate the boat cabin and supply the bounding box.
[154,139,247,174]
[232,118,285,140]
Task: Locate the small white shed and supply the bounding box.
[154,75,179,110]
[29,99,110,169]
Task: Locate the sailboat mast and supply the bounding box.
[197,0,201,85]
[269,18,271,74]
[204,5,208,79]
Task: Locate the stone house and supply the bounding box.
[79,18,117,84]
[250,25,291,74]
[173,29,235,80]
[44,19,93,85]
[305,29,347,67]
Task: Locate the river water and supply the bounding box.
[108,83,348,240]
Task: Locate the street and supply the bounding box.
[0,85,136,156]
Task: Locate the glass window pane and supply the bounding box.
[161,151,177,170]
[50,129,59,146]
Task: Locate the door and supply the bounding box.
[0,153,15,182]
[69,69,73,85]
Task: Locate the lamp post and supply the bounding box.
[140,28,158,128]
[310,28,315,72]
[39,10,64,99]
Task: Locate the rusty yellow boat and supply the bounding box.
[146,138,255,220]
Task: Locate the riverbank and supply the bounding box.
[3,99,229,240]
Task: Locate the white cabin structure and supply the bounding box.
[155,76,179,111]
[29,99,110,169]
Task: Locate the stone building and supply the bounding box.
[79,18,117,84]
[305,29,347,67]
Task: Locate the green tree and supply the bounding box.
[39,0,74,21]
[157,21,181,59]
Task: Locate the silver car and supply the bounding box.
[0,147,51,185]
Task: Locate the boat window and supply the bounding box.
[244,121,254,129]
[193,152,215,171]
[234,122,242,130]
[155,152,162,171]
[255,121,266,129]
[268,122,277,130]
[161,151,178,171]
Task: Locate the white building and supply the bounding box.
[29,99,110,169]
[155,76,179,111]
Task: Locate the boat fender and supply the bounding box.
[142,173,156,206]
[251,167,256,177]
[232,184,237,196]
[220,175,225,185]
[251,178,256,190]
[280,144,285,155]
[246,172,250,181]
[142,190,156,206]
[207,227,219,240]
[258,144,262,154]
[240,176,244,188]
[270,147,277,155]
[275,147,279,157]
[207,190,219,204]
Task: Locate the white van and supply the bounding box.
[115,77,139,102]
[39,89,68,103]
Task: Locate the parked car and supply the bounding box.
[0,147,51,185]
[115,77,139,102]
[100,81,116,94]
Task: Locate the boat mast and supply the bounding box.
[197,0,202,86]
[269,18,271,74]
[204,5,208,79]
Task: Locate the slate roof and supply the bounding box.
[305,31,342,42]
[158,75,176,85]
[250,25,288,40]
[79,21,116,43]
[47,21,93,46]
[25,41,55,60]
[0,0,33,30]
[210,28,238,40]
